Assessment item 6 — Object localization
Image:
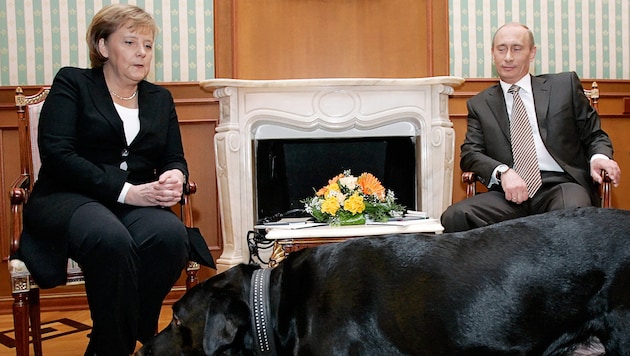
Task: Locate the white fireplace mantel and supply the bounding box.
[200,77,464,272]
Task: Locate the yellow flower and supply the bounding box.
[320,196,341,215]
[343,193,365,214]
[324,183,341,197]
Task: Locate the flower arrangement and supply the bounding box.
[302,170,405,226]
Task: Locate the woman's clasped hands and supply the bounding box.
[125,169,185,207]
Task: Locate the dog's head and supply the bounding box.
[137,264,259,356]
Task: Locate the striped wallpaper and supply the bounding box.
[450,0,630,79]
[1,1,629,85]
[0,0,214,85]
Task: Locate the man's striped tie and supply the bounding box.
[508,85,542,197]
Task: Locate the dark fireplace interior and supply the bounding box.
[254,137,417,221]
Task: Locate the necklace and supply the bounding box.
[110,89,138,101]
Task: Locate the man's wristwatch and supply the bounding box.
[496,164,509,180]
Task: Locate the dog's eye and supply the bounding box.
[172,315,182,327]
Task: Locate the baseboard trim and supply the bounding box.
[0,286,187,315]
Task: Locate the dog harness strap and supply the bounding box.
[250,268,277,356]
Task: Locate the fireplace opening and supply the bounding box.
[254,137,417,221]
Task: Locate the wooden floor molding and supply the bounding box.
[0,305,173,355]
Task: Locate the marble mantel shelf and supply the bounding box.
[200,77,465,90]
[200,77,464,272]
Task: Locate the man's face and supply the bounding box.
[492,25,536,84]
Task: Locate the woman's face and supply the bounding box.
[98,23,154,85]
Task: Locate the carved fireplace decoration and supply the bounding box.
[200,77,464,272]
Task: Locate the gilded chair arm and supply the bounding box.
[600,170,611,208]
[180,180,197,229]
[9,174,31,256]
[180,179,201,288]
[462,170,612,208]
[462,171,478,198]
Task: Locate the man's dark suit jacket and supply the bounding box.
[460,71,613,205]
[18,66,188,288]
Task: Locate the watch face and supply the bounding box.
[497,165,508,179]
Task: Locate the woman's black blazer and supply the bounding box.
[19,66,188,288]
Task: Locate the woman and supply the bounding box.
[18,5,189,355]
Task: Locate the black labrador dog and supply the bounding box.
[137,207,630,355]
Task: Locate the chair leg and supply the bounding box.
[12,291,30,356]
[29,289,43,356]
[186,261,200,290]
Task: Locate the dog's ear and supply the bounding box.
[202,312,239,353]
[202,297,249,354]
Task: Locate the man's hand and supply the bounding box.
[501,168,530,204]
[591,158,621,187]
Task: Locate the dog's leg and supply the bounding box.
[570,337,605,356]
[542,331,606,356]
[601,309,630,355]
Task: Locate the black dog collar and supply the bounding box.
[250,268,277,356]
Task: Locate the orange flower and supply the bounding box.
[357,172,385,200]
[316,173,345,196]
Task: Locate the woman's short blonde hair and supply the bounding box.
[86,4,158,68]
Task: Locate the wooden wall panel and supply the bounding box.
[215,0,449,79]
[0,84,220,312]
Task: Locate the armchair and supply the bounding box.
[462,82,612,208]
[8,87,201,356]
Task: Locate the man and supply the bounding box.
[441,22,621,233]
